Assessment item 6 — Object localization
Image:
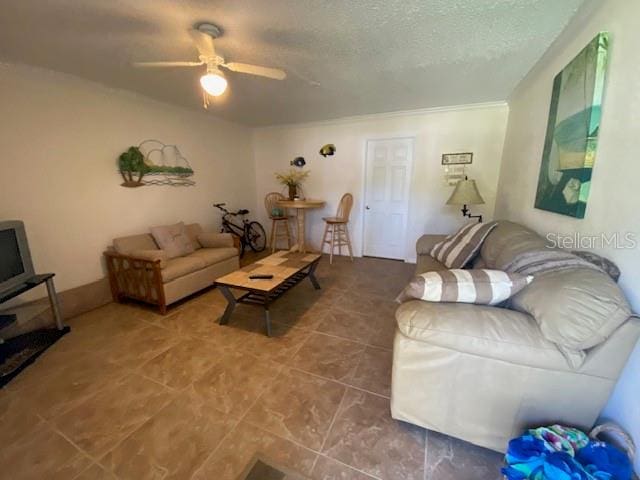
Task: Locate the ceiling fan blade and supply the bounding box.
[223,62,287,80]
[132,61,204,68]
[189,30,215,58]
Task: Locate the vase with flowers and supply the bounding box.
[275,169,310,200]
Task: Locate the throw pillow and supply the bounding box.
[150,222,196,259]
[509,267,632,351]
[430,221,499,268]
[396,269,533,305]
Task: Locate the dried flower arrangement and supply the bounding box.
[275,169,310,199]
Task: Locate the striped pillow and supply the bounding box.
[396,269,533,305]
[430,221,498,268]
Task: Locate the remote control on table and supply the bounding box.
[249,274,274,280]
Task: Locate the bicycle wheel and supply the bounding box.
[247,221,267,252]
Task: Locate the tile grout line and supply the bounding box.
[38,415,111,479]
[42,367,177,477]
[242,412,383,480]
[273,320,393,352]
[346,339,369,388]
[5,259,414,479]
[102,353,272,479]
[22,365,132,421]
[189,365,288,479]
[311,385,348,472]
[92,383,180,475]
[232,365,346,474]
[233,363,391,477]
[315,453,383,480]
[70,463,101,480]
[287,366,391,400]
[104,360,182,396]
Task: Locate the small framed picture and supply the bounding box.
[442,152,473,165]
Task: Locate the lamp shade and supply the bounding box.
[446,179,485,205]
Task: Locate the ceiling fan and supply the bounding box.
[133,23,286,100]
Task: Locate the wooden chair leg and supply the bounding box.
[321,222,329,254]
[337,224,343,257]
[278,220,285,252]
[329,224,336,264]
[345,224,354,261]
[270,219,277,253]
[285,219,292,249]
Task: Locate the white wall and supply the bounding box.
[252,104,509,262]
[0,63,255,297]
[494,0,640,471]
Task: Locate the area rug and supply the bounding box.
[237,455,309,480]
[0,326,70,388]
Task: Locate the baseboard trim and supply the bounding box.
[57,277,113,319]
[0,277,112,339]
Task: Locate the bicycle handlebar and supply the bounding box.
[214,202,248,217]
[213,203,229,213]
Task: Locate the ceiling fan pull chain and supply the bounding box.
[202,90,210,109]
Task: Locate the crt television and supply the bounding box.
[0,221,35,295]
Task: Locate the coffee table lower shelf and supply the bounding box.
[215,260,320,337]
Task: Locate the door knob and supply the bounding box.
[365,205,370,210]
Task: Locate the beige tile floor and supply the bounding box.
[0,255,504,480]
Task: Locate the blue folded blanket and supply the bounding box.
[502,430,632,480]
[576,442,633,480]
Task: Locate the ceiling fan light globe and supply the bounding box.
[200,72,227,96]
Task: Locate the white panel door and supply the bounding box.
[363,138,413,260]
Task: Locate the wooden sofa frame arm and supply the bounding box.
[104,251,167,314]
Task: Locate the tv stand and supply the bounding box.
[0,274,65,331]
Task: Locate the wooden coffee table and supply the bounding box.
[214,251,322,336]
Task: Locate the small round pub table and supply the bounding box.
[275,199,326,253]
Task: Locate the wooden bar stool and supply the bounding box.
[321,193,354,264]
[264,192,292,252]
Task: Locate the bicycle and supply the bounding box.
[213,203,266,257]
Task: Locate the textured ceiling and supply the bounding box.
[0,0,585,126]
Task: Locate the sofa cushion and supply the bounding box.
[113,233,158,254]
[150,222,197,259]
[416,234,448,256]
[509,268,632,351]
[197,233,235,249]
[397,269,532,305]
[188,247,238,267]
[480,221,547,269]
[161,256,206,283]
[430,221,498,268]
[395,300,582,370]
[415,255,447,275]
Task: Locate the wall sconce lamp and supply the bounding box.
[446,177,485,223]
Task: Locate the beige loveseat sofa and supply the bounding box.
[104,223,238,313]
[391,221,640,452]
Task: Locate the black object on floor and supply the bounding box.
[245,460,287,480]
[239,455,308,480]
[0,326,70,388]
